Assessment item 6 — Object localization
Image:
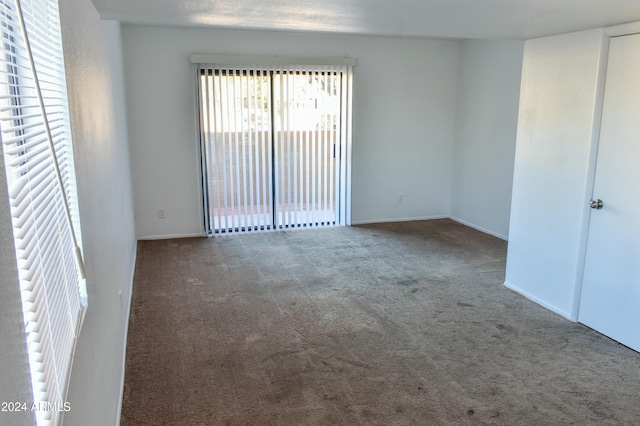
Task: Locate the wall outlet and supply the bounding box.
[158,208,166,219]
[398,194,404,203]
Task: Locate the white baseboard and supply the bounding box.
[504,281,574,321]
[448,216,508,241]
[351,215,509,242]
[351,215,448,225]
[137,232,203,241]
[116,240,137,426]
[139,218,504,242]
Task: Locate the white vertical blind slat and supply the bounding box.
[329,68,336,225]
[341,68,353,224]
[212,69,226,231]
[304,73,311,227]
[276,68,284,228]
[258,70,267,229]
[206,68,220,232]
[265,70,274,230]
[238,68,249,230]
[204,68,214,230]
[246,68,256,230]
[231,69,241,231]
[224,68,232,231]
[286,66,293,228]
[197,66,211,232]
[291,70,299,228]
[322,67,329,226]
[317,69,323,226]
[297,71,304,227]
[316,70,322,226]
[287,66,293,228]
[310,75,318,226]
[224,69,233,230]
[275,68,282,228]
[282,69,293,228]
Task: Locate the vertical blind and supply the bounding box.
[0,0,85,425]
[194,56,354,234]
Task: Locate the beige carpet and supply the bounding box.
[121,219,640,425]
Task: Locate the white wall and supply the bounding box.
[451,39,523,239]
[505,29,607,319]
[350,36,459,224]
[121,26,460,238]
[58,3,137,425]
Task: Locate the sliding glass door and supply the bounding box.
[198,64,350,234]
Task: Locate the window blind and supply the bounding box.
[0,0,86,425]
[196,59,353,234]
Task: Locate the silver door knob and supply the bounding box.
[590,199,604,209]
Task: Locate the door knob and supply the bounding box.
[590,199,604,209]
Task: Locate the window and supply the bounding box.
[0,0,86,425]
[193,55,354,234]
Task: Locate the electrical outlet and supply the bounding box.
[398,194,404,203]
[158,208,166,219]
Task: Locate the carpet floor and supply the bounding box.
[121,219,640,425]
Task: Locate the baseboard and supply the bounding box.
[137,232,203,241]
[116,240,137,426]
[503,281,574,321]
[351,216,509,241]
[351,215,448,225]
[448,216,508,241]
[139,219,505,241]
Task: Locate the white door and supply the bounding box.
[578,33,640,352]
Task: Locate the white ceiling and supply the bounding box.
[90,0,640,40]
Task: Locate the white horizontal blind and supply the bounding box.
[197,62,352,234]
[0,0,85,425]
